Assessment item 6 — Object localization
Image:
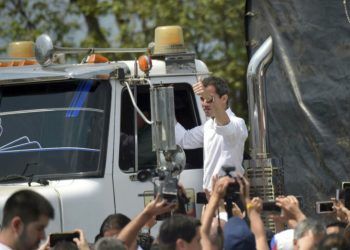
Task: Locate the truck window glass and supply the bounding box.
[0,80,110,179]
[119,83,203,172]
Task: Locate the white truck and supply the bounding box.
[0,26,210,241]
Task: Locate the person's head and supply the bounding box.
[201,76,230,117]
[95,213,131,242]
[52,240,78,250]
[158,214,201,250]
[317,233,350,250]
[223,216,256,250]
[293,219,325,250]
[326,221,347,235]
[95,237,127,250]
[1,189,54,250]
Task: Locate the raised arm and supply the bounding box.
[237,176,269,250]
[275,195,306,228]
[117,195,175,248]
[200,176,234,250]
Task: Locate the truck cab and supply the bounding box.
[0,26,210,242]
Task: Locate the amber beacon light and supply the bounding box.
[7,41,35,58]
[153,25,186,55]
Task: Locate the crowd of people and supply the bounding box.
[0,175,350,250]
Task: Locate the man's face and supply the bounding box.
[200,85,227,118]
[17,215,49,250]
[103,228,121,237]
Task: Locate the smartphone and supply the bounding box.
[49,232,80,247]
[262,201,281,212]
[342,182,350,190]
[315,201,334,214]
[344,188,350,209]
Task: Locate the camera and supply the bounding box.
[221,166,240,203]
[153,174,179,220]
[49,232,80,247]
[161,176,179,204]
[221,166,241,219]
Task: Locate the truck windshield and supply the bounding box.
[0,79,110,179]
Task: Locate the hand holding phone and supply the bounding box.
[315,201,334,214]
[49,232,80,247]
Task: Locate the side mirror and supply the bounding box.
[35,34,54,66]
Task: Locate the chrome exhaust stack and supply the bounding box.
[245,37,284,230]
[247,36,273,159]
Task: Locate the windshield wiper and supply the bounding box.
[0,174,49,186]
[0,174,29,182]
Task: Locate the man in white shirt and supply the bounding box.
[176,76,248,192]
[0,190,54,250]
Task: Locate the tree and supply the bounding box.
[0,0,247,118]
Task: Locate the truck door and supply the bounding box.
[113,83,203,220]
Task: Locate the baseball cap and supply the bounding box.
[223,217,256,250]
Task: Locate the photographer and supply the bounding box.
[201,174,269,250]
[38,229,90,250]
[267,195,306,250]
[271,195,306,232]
[200,176,234,250]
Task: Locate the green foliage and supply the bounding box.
[0,0,247,118]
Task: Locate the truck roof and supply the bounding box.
[0,58,210,85]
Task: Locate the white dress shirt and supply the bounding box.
[0,242,12,250]
[176,108,248,191]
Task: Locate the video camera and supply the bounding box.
[221,166,240,203]
[154,172,178,204]
[221,166,242,219]
[153,171,192,220]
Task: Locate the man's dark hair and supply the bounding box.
[2,189,54,227]
[95,237,127,250]
[52,241,78,250]
[202,76,230,97]
[158,214,201,250]
[318,233,350,250]
[95,213,131,242]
